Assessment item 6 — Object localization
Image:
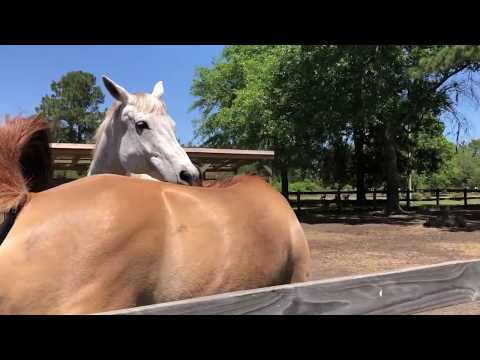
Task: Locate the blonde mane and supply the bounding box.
[94,93,168,146]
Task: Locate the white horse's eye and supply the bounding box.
[135,121,150,135]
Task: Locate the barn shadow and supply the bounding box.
[297,211,423,227]
[295,206,480,232]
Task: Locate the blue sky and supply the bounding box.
[0,45,479,145]
[0,45,224,144]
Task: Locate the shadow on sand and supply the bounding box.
[295,206,480,233]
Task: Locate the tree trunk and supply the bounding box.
[77,125,83,143]
[384,121,402,215]
[354,131,367,207]
[351,65,366,208]
[280,167,289,199]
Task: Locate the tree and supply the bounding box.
[412,46,480,151]
[192,46,304,196]
[361,46,480,213]
[412,46,480,75]
[270,45,458,212]
[36,71,106,143]
[191,46,480,213]
[192,46,356,197]
[448,140,480,188]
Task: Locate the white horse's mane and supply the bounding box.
[94,93,168,147]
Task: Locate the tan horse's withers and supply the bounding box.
[0,116,310,315]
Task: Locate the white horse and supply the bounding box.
[88,76,200,185]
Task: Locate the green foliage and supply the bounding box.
[411,46,480,76]
[410,138,480,189]
[192,46,321,177]
[272,178,321,192]
[467,139,480,157]
[289,179,321,192]
[404,123,455,177]
[36,71,106,143]
[449,147,480,187]
[191,45,480,207]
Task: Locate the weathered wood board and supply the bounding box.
[97,259,480,315]
[415,300,480,315]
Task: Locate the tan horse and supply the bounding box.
[0,116,310,314]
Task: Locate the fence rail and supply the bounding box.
[288,188,480,210]
[2,188,478,223]
[97,259,480,315]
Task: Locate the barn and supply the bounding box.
[0,143,274,224]
[49,143,275,186]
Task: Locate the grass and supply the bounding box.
[289,192,480,209]
[409,198,480,207]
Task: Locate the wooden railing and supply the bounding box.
[97,259,480,315]
[288,188,480,210]
[2,188,477,223]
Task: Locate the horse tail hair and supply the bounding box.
[0,115,52,213]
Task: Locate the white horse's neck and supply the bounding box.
[88,120,126,176]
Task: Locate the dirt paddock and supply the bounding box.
[301,209,480,314]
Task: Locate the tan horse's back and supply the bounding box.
[0,174,310,314]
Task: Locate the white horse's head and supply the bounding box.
[89,76,200,186]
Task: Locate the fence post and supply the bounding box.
[373,189,377,208]
[464,188,468,209]
[436,189,440,207]
[406,188,411,209]
[296,191,301,211]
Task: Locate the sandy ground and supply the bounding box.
[301,210,480,314]
[303,212,480,281]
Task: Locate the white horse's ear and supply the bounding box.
[102,76,131,103]
[152,81,164,99]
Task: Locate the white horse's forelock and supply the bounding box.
[94,93,168,148]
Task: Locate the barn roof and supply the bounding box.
[50,143,275,174]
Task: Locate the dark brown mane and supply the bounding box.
[201,173,262,188]
[0,115,52,212]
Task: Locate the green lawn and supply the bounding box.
[408,198,480,207]
[289,192,480,208]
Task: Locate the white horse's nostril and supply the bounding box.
[179,170,194,185]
